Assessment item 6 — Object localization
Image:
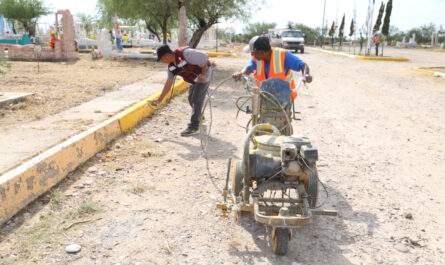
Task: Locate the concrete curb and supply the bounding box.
[0,79,189,225]
[308,47,410,61]
[412,67,445,78]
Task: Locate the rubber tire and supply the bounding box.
[301,48,304,54]
[307,169,319,208]
[232,160,243,197]
[272,228,289,255]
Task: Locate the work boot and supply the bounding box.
[181,127,199,137]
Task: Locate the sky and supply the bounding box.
[39,0,445,32]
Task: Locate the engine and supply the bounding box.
[248,134,318,182]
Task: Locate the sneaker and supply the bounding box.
[181,127,199,137]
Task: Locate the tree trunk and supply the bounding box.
[145,23,161,42]
[188,26,209,48]
[162,19,168,44]
[178,0,188,47]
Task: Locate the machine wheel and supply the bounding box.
[301,48,305,53]
[272,228,289,255]
[232,160,244,197]
[306,169,319,208]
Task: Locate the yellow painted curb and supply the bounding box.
[0,119,121,225]
[206,52,231,57]
[412,67,437,75]
[0,79,190,225]
[230,45,246,53]
[117,79,189,132]
[354,55,409,61]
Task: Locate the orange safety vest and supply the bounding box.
[253,48,297,100]
[374,35,381,45]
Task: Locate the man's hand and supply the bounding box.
[149,98,162,107]
[232,71,243,81]
[197,74,207,83]
[305,74,313,83]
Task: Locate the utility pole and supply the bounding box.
[320,0,327,48]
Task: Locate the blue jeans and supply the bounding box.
[116,38,123,51]
[375,44,379,56]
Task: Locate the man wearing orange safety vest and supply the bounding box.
[232,36,312,100]
[373,34,381,56]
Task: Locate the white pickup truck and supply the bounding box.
[270,29,305,53]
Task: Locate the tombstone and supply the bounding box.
[408,33,417,47]
[97,29,113,56]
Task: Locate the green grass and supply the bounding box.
[49,189,65,209]
[77,201,101,215]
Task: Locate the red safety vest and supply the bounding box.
[168,47,211,84]
[253,48,297,100]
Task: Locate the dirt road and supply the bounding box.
[1,49,444,265]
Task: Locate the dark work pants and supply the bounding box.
[375,44,379,56]
[188,81,210,129]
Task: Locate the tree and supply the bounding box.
[293,23,320,43]
[359,30,364,54]
[381,0,392,55]
[178,0,188,46]
[381,0,392,36]
[0,0,51,37]
[76,13,95,35]
[338,14,345,49]
[328,21,336,48]
[373,1,385,34]
[185,0,254,48]
[349,18,355,38]
[243,22,276,40]
[406,23,436,43]
[97,0,177,44]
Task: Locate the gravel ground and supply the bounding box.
[1,49,445,265]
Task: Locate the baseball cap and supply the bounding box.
[156,44,173,61]
[243,36,271,53]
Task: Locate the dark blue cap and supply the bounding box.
[156,44,173,61]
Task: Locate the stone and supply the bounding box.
[394,244,410,253]
[154,138,163,143]
[84,180,94,185]
[23,212,31,219]
[404,213,413,219]
[87,166,98,173]
[98,171,107,176]
[65,244,81,254]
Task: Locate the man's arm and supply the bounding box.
[232,66,253,81]
[150,78,174,106]
[284,52,312,83]
[232,57,256,81]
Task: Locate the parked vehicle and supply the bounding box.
[269,29,306,53]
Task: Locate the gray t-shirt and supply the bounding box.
[167,48,213,83]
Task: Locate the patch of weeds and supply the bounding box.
[0,110,5,117]
[16,213,61,257]
[1,256,18,265]
[77,201,101,215]
[94,110,102,113]
[127,182,154,195]
[167,112,186,120]
[11,102,26,111]
[49,189,65,209]
[129,140,156,152]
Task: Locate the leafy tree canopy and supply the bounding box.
[0,0,51,37]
